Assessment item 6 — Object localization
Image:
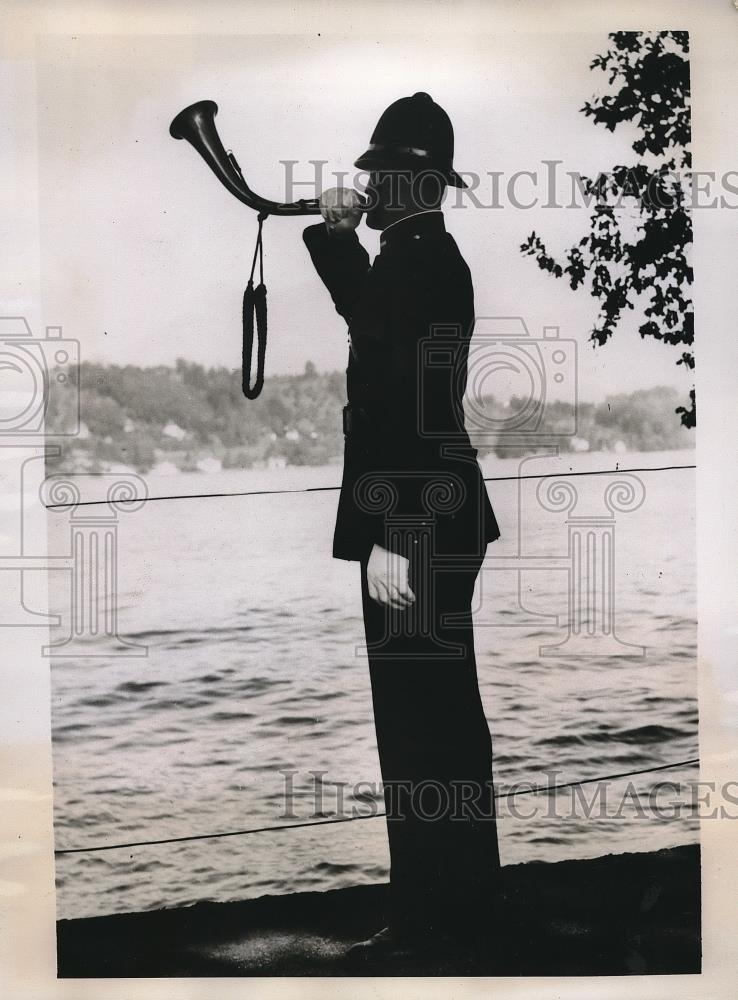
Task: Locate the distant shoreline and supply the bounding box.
[46,361,695,477]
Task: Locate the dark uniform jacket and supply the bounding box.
[303,210,501,562]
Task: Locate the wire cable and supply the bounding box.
[50,461,698,858]
[45,462,695,509]
[54,755,700,855]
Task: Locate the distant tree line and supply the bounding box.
[45,360,694,474]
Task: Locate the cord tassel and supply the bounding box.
[242,213,268,399]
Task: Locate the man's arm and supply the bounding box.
[302,188,369,323]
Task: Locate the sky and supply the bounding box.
[34,31,694,405]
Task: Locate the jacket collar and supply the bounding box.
[379,210,446,250]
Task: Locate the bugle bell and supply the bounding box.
[170,100,365,217]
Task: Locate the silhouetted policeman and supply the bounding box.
[303,92,503,961]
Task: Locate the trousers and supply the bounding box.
[360,545,502,931]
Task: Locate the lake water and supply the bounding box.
[50,448,698,919]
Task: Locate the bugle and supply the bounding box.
[170,100,362,217]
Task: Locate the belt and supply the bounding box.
[342,403,479,462]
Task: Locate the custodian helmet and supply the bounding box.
[354,92,468,189]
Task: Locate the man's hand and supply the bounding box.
[366,544,416,609]
[319,187,363,236]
